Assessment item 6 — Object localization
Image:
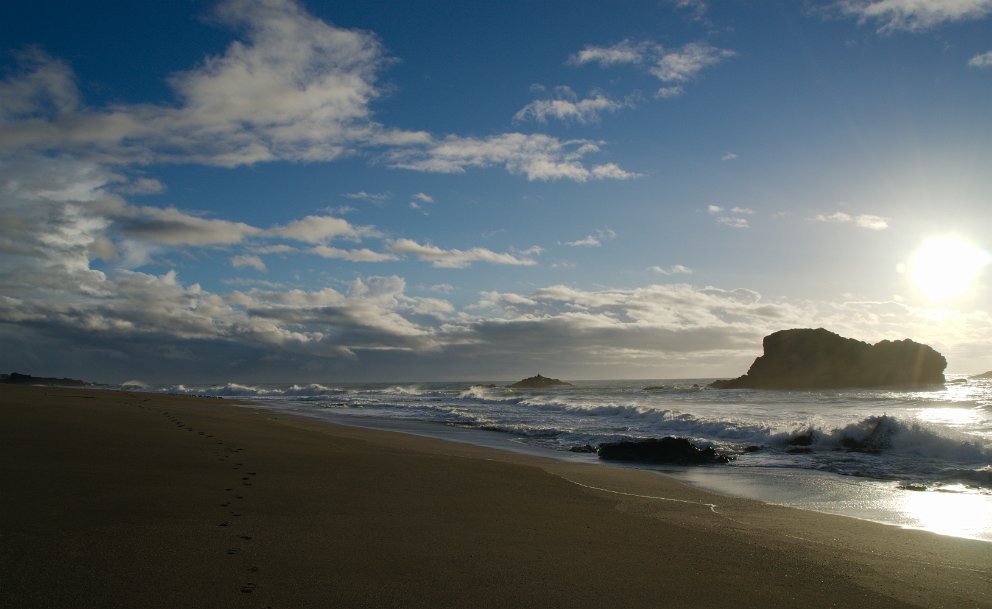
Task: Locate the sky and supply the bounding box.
[1,0,991,383]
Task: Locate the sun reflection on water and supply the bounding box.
[897,487,992,541]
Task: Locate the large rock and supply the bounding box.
[509,374,571,388]
[972,371,992,379]
[597,437,731,465]
[709,328,946,389]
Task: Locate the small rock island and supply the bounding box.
[509,374,572,389]
[709,328,946,389]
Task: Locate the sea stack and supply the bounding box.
[709,328,946,389]
[509,374,571,388]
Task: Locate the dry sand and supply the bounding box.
[1,385,989,608]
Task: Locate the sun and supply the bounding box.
[907,236,991,303]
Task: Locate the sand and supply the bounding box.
[1,385,989,609]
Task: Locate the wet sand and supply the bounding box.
[1,385,989,608]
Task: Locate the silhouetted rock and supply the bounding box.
[0,372,91,387]
[509,374,571,388]
[596,437,732,465]
[972,371,992,379]
[709,328,946,389]
[569,444,597,453]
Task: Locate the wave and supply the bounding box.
[161,382,346,397]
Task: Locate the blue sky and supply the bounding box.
[1,0,990,382]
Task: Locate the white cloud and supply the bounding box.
[412,192,434,203]
[310,245,397,262]
[730,206,755,215]
[814,211,889,230]
[569,39,734,89]
[343,191,391,204]
[650,264,694,275]
[716,216,750,229]
[721,152,738,161]
[969,50,992,67]
[565,228,617,247]
[569,39,653,66]
[0,0,388,167]
[387,239,539,268]
[115,178,166,195]
[231,254,266,271]
[649,43,737,82]
[834,0,992,32]
[514,87,629,124]
[269,215,378,243]
[655,86,685,99]
[385,133,638,182]
[707,204,724,214]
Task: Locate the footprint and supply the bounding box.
[240,583,256,594]
[220,502,231,507]
[239,535,252,541]
[247,565,259,572]
[218,521,230,527]
[226,548,241,555]
[230,511,241,517]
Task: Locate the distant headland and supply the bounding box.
[0,372,99,388]
[709,328,947,390]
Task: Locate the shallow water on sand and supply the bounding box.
[148,375,992,542]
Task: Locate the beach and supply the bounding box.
[1,386,989,609]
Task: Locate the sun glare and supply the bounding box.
[907,236,991,303]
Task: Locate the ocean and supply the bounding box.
[138,374,992,542]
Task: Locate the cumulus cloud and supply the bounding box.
[649,43,737,82]
[343,191,391,204]
[0,0,633,182]
[969,50,992,67]
[309,245,396,262]
[814,211,889,230]
[655,86,685,99]
[721,152,737,161]
[386,239,539,268]
[834,0,992,32]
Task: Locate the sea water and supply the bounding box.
[144,375,992,542]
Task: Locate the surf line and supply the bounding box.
[558,476,720,514]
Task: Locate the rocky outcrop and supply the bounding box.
[972,371,992,379]
[0,372,91,387]
[509,374,571,388]
[596,437,732,465]
[709,328,946,389]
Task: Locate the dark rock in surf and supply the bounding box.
[596,437,732,465]
[509,374,571,389]
[709,328,946,390]
[569,444,597,453]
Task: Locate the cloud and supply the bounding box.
[385,133,639,182]
[721,152,737,161]
[649,43,737,82]
[814,211,889,230]
[269,215,378,243]
[565,228,617,247]
[310,245,396,262]
[649,264,694,275]
[655,86,685,99]
[716,216,749,229]
[514,87,629,124]
[0,0,388,167]
[569,39,654,66]
[834,0,992,32]
[411,192,434,203]
[343,191,391,204]
[231,254,266,271]
[0,0,632,184]
[571,40,735,87]
[118,206,261,245]
[969,50,992,67]
[386,239,540,268]
[707,204,752,228]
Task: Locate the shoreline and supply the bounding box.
[2,385,989,608]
